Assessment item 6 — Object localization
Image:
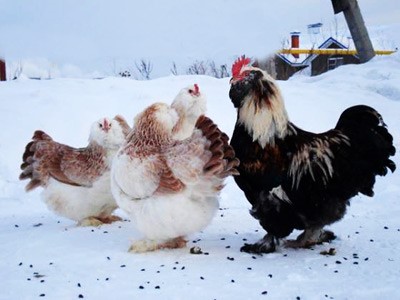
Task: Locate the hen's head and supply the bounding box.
[171,84,206,119]
[89,117,127,149]
[133,103,179,145]
[229,56,280,110]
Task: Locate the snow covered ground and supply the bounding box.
[1,52,400,299]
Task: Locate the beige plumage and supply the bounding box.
[111,99,239,252]
[20,115,130,226]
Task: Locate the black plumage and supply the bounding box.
[229,58,396,254]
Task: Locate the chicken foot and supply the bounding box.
[285,228,336,248]
[129,236,187,253]
[240,234,278,254]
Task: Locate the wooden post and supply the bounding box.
[0,58,6,81]
[330,0,375,63]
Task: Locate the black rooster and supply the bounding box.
[229,56,396,254]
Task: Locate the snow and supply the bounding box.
[1,36,400,300]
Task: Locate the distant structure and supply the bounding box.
[0,58,6,81]
[272,31,361,80]
[330,0,375,62]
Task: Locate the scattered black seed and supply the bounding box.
[203,252,209,255]
[156,271,160,273]
[160,265,165,267]
[77,283,81,288]
[225,246,231,249]
[91,229,94,232]
[181,266,185,270]
[19,262,23,266]
[33,223,43,227]
[384,226,388,230]
[261,291,268,295]
[364,257,369,261]
[353,262,359,265]
[283,254,288,257]
[107,257,111,260]
[57,221,61,224]
[49,262,53,265]
[355,231,359,234]
[175,261,179,264]
[252,256,257,260]
[335,260,342,264]
[103,231,108,234]
[27,278,31,281]
[334,270,338,273]
[343,257,348,260]
[200,276,204,280]
[235,232,239,235]
[296,297,301,300]
[220,238,225,240]
[247,267,252,270]
[120,265,126,268]
[231,279,235,283]
[39,294,45,297]
[30,264,33,268]
[78,294,84,298]
[40,280,45,283]
[138,285,144,289]
[173,267,177,270]
[227,257,235,261]
[370,239,374,242]
[105,278,110,281]
[155,286,160,289]
[242,238,247,241]
[268,274,273,278]
[141,269,145,271]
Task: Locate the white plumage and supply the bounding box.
[20,115,130,226]
[111,86,239,252]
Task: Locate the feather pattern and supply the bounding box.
[229,63,396,254]
[111,95,239,252]
[20,116,128,224]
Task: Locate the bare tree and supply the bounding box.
[135,59,153,80]
[186,60,208,75]
[170,62,178,75]
[208,61,230,78]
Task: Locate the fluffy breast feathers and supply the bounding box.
[20,116,129,191]
[112,103,239,201]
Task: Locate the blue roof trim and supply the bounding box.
[318,37,348,49]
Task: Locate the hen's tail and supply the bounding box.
[335,105,396,195]
[195,115,240,182]
[19,130,52,191]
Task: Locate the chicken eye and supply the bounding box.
[188,89,193,94]
[99,123,103,128]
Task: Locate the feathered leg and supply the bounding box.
[285,227,336,248]
[240,234,277,254]
[78,215,122,227]
[129,236,187,253]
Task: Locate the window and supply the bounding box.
[328,57,344,70]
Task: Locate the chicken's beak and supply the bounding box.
[102,119,111,132]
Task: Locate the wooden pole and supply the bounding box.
[330,0,375,62]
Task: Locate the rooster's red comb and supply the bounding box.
[194,83,199,94]
[232,55,251,79]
